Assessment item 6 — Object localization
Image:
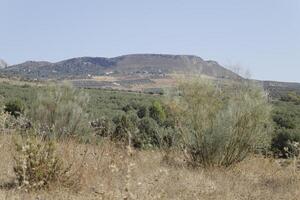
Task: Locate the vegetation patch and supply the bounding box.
[13,136,73,191]
[168,79,273,167]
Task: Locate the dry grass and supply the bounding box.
[0,134,299,200]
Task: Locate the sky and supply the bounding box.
[0,0,299,82]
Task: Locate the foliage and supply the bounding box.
[134,117,162,148]
[112,114,138,143]
[271,129,300,158]
[110,112,178,149]
[149,101,166,124]
[280,91,300,104]
[0,83,37,108]
[86,89,157,119]
[0,82,158,120]
[13,136,71,191]
[4,99,25,118]
[27,84,91,139]
[271,99,300,158]
[91,117,114,137]
[0,109,10,132]
[169,78,273,167]
[137,105,148,118]
[273,111,296,129]
[6,80,300,158]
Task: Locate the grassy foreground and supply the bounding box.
[0,80,300,199]
[0,134,299,200]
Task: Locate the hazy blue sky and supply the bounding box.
[0,0,299,82]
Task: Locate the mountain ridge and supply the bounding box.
[3,54,240,80]
[1,54,300,97]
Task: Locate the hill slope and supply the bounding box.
[2,54,240,79]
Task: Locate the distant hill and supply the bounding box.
[2,54,300,98]
[2,54,240,80]
[262,80,300,98]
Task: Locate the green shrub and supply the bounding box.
[273,112,296,129]
[122,104,134,112]
[137,105,148,118]
[271,129,300,158]
[149,101,166,124]
[13,136,71,191]
[169,78,272,167]
[91,117,114,137]
[111,113,176,149]
[122,101,142,113]
[271,102,300,157]
[4,99,25,118]
[280,92,300,104]
[135,117,179,149]
[27,84,91,139]
[112,114,138,143]
[134,117,161,148]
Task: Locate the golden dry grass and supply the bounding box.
[0,134,299,200]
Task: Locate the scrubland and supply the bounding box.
[0,78,299,199]
[0,134,299,200]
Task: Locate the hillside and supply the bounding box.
[3,54,300,97]
[2,54,240,80]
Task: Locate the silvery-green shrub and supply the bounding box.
[169,78,273,167]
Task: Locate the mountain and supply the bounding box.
[262,80,300,98]
[2,54,240,80]
[0,59,8,69]
[1,54,300,97]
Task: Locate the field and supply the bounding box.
[70,74,177,92]
[0,134,299,200]
[0,81,158,119]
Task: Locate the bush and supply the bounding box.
[280,92,300,104]
[122,104,134,112]
[149,101,166,124]
[271,103,300,157]
[137,105,148,118]
[271,129,300,158]
[112,114,138,143]
[110,113,176,149]
[273,112,296,129]
[91,117,114,137]
[135,117,179,149]
[4,99,25,118]
[122,101,141,113]
[13,136,71,191]
[134,117,162,148]
[27,84,91,139]
[169,78,272,167]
